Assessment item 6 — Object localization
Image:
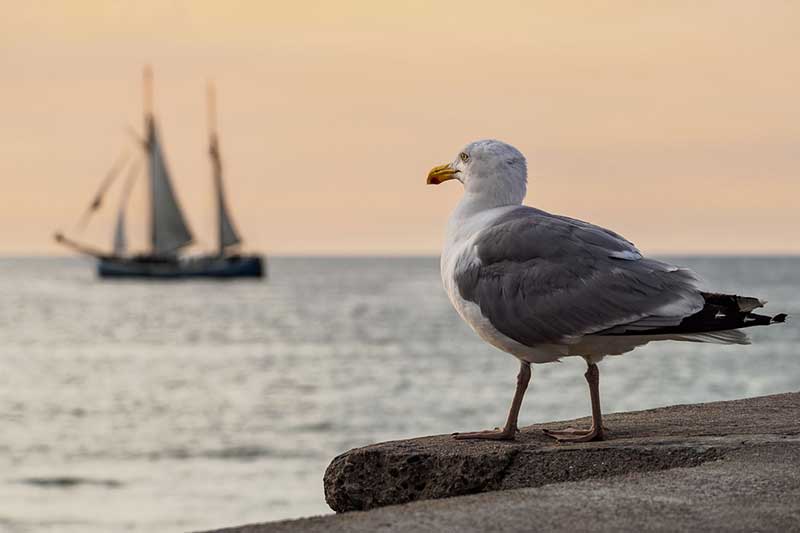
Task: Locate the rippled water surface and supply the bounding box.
[0,256,798,532]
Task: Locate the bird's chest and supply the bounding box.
[441,242,504,343]
[440,234,472,312]
[439,210,567,364]
[440,209,507,332]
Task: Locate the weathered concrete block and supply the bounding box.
[324,392,800,512]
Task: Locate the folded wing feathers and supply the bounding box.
[455,207,705,346]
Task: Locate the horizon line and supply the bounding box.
[3,251,800,259]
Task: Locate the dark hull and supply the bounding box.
[98,254,265,279]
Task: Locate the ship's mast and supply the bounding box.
[143,65,156,252]
[142,66,194,256]
[207,82,223,255]
[143,65,153,121]
[207,81,242,255]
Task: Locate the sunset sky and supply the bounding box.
[2,1,798,255]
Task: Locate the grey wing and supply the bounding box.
[454,206,704,346]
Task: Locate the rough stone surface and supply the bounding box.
[200,392,800,533]
[323,391,800,512]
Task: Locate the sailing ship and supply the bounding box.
[55,68,265,279]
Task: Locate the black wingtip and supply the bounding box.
[772,313,788,323]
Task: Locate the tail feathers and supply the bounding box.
[734,296,765,313]
[600,292,787,338]
[773,313,788,323]
[701,292,765,313]
[674,329,751,345]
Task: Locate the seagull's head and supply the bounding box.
[427,139,527,206]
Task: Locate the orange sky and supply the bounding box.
[1,1,799,255]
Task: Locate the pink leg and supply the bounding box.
[543,362,605,442]
[453,361,531,441]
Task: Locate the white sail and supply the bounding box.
[218,185,242,250]
[147,119,193,255]
[111,158,140,257]
[210,134,242,252]
[113,210,127,255]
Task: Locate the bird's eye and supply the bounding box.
[460,152,470,163]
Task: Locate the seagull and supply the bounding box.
[427,139,787,442]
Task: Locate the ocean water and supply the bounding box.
[0,256,797,532]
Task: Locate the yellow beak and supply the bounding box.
[427,164,459,185]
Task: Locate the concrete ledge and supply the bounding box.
[203,392,800,533]
[324,392,799,512]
